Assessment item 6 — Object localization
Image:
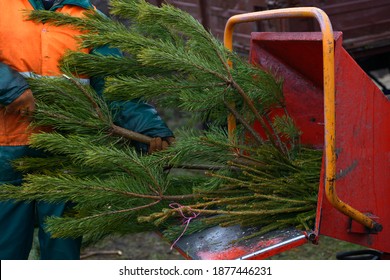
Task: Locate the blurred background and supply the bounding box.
[92,0,390,92]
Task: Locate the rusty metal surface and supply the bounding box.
[174,225,307,260]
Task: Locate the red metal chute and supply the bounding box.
[173,8,390,259]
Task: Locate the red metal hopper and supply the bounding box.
[173,7,389,259]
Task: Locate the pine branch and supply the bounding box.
[110,124,151,144]
[223,99,264,144]
[0,0,325,246]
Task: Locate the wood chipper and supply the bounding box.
[173,7,390,260]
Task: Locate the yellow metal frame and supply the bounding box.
[224,7,381,231]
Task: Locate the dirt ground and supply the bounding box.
[28,226,365,260]
[81,232,185,260]
[80,231,366,260]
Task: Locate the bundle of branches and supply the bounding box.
[0,0,322,244]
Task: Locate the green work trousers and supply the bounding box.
[0,200,82,260]
[0,145,81,260]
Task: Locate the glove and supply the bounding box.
[148,136,175,154]
[5,89,35,117]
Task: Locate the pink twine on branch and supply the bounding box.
[169,202,200,250]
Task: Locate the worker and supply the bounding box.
[0,0,174,260]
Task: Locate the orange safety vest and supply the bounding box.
[0,0,90,146]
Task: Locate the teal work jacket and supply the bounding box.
[0,0,173,185]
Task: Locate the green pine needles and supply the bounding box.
[0,0,323,247]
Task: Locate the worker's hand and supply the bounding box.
[148,136,175,154]
[5,89,35,117]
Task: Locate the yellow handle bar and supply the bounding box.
[223,7,382,232]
